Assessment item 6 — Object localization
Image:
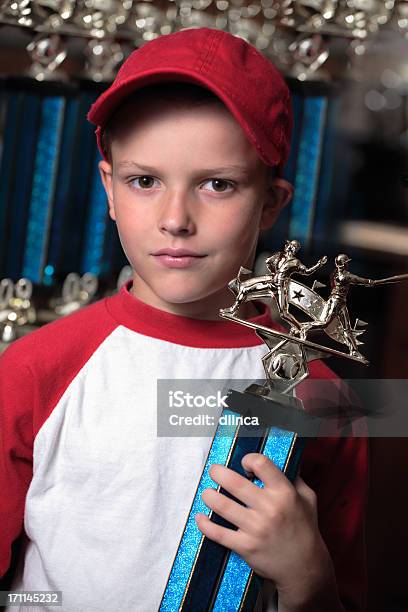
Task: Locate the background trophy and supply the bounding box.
[0,277,36,342]
[160,240,408,611]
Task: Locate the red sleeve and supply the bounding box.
[0,342,35,577]
[0,298,117,579]
[299,361,368,612]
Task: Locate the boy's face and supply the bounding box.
[99,94,291,319]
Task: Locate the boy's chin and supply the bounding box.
[148,282,227,309]
[154,289,216,306]
[132,273,231,310]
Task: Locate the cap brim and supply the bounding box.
[87,68,280,170]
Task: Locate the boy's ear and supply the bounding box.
[99,160,116,221]
[259,178,293,231]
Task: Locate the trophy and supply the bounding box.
[0,277,36,344]
[160,240,408,611]
[47,272,98,318]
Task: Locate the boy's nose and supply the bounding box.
[157,191,196,236]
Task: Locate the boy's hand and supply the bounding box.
[195,453,341,611]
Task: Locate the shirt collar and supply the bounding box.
[105,280,276,348]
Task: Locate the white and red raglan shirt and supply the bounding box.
[0,280,368,611]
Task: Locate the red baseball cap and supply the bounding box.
[87,27,293,174]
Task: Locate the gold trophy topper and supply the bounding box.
[220,240,408,392]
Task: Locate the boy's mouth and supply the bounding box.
[152,248,205,257]
[151,248,207,269]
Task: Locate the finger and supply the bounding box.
[209,464,263,508]
[201,487,252,531]
[241,453,292,491]
[294,475,317,509]
[293,474,307,493]
[195,512,242,552]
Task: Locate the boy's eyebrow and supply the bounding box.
[117,160,252,176]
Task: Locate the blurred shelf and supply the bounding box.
[339,221,408,257]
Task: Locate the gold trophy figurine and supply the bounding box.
[220,243,408,383]
[296,254,408,359]
[220,240,327,332]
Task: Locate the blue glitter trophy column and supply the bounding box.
[160,241,402,611]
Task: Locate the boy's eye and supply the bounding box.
[203,179,234,193]
[130,175,157,189]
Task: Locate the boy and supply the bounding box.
[0,28,367,611]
